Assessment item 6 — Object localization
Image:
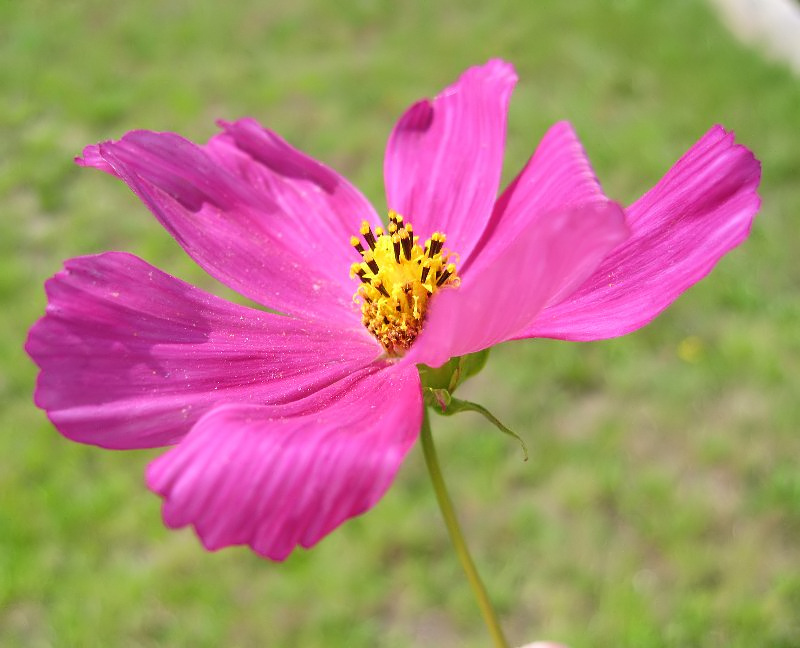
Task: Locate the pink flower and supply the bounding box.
[26,60,760,560]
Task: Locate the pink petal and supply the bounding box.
[384,59,517,265]
[77,123,377,326]
[521,126,761,341]
[409,201,629,368]
[26,252,381,449]
[464,121,609,273]
[146,362,422,560]
[208,118,382,292]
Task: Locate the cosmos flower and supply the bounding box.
[26,60,760,560]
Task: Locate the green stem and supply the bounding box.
[419,409,510,648]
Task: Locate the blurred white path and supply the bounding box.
[709,0,800,74]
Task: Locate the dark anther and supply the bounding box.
[436,267,453,286]
[351,237,365,255]
[392,234,401,264]
[400,230,413,260]
[364,254,379,274]
[421,262,431,283]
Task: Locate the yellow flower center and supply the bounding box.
[350,210,460,355]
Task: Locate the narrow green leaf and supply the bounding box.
[424,387,528,461]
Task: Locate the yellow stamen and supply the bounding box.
[349,212,460,355]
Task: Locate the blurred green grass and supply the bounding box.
[2,1,799,646]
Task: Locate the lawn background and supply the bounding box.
[2,1,799,646]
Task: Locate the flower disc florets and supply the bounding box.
[350,210,459,355]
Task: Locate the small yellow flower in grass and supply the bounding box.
[677,335,705,363]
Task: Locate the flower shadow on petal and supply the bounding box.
[27,252,382,450]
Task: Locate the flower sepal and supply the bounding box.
[422,385,529,462]
[417,349,490,393]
